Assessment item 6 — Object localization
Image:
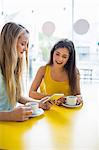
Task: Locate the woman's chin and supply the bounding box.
[18,54,23,59]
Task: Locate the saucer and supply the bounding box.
[30,108,44,117]
[62,102,83,108]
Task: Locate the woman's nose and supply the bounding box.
[58,56,63,61]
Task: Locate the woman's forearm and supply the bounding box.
[0,111,12,121]
[29,90,48,100]
[19,95,45,104]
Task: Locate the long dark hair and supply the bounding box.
[47,39,78,95]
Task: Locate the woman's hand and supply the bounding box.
[39,96,53,110]
[76,95,83,104]
[53,97,65,106]
[10,106,33,122]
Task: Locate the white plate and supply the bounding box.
[30,108,44,117]
[62,102,83,108]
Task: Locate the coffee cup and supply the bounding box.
[66,96,77,106]
[26,102,39,113]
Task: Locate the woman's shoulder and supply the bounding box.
[37,65,47,77]
[36,65,51,77]
[39,65,50,72]
[38,65,46,72]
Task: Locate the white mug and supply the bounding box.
[66,96,77,106]
[26,102,39,113]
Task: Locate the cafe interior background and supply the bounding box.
[0,0,99,96]
[0,0,99,149]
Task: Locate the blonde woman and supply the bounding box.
[0,22,52,122]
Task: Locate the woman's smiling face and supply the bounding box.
[17,32,29,59]
[53,48,69,67]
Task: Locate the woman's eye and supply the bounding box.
[56,53,59,56]
[63,55,69,59]
[21,43,24,46]
[63,56,67,58]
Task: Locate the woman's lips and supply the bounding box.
[20,52,24,54]
[55,61,63,65]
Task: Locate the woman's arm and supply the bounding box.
[18,96,52,110]
[76,69,81,95]
[29,66,48,100]
[0,106,33,122]
[18,66,53,110]
[75,69,81,95]
[76,70,83,103]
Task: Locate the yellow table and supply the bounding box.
[0,92,98,150]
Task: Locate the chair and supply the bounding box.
[80,68,93,80]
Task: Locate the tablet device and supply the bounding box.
[49,93,64,101]
[41,94,64,103]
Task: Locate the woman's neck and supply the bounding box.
[51,65,65,73]
[50,65,67,82]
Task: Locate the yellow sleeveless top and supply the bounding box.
[40,65,71,96]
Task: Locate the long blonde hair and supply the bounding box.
[0,22,29,106]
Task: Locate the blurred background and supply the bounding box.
[0,0,99,93]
